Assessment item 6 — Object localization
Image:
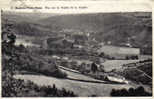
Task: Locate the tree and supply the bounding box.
[91,62,98,73]
[110,86,152,96]
[125,55,129,60]
[99,52,105,57]
[7,33,16,45]
[2,19,16,55]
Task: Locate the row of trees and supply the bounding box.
[125,55,138,60]
[99,52,139,60]
[110,86,152,96]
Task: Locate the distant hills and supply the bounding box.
[2,11,152,50]
[39,13,152,48]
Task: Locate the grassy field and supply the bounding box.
[14,69,135,97]
[101,60,140,72]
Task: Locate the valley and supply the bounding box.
[2,11,152,97]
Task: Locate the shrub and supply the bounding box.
[2,76,77,97]
[110,86,152,96]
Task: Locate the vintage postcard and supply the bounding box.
[0,0,153,98]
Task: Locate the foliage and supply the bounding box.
[91,63,98,73]
[2,20,76,97]
[115,59,152,85]
[2,72,77,97]
[125,55,138,60]
[110,86,152,96]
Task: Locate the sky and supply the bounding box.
[1,0,152,14]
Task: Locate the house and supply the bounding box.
[73,44,83,49]
[105,76,129,84]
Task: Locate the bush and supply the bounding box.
[110,86,152,96]
[2,18,74,97]
[2,74,77,97]
[42,69,68,78]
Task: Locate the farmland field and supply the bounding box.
[101,60,140,72]
[14,68,136,96]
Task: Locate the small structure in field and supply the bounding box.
[105,76,129,84]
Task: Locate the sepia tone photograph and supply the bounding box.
[1,10,152,97]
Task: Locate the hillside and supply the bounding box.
[114,59,152,86]
[2,12,152,50]
[39,13,152,48]
[2,11,152,97]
